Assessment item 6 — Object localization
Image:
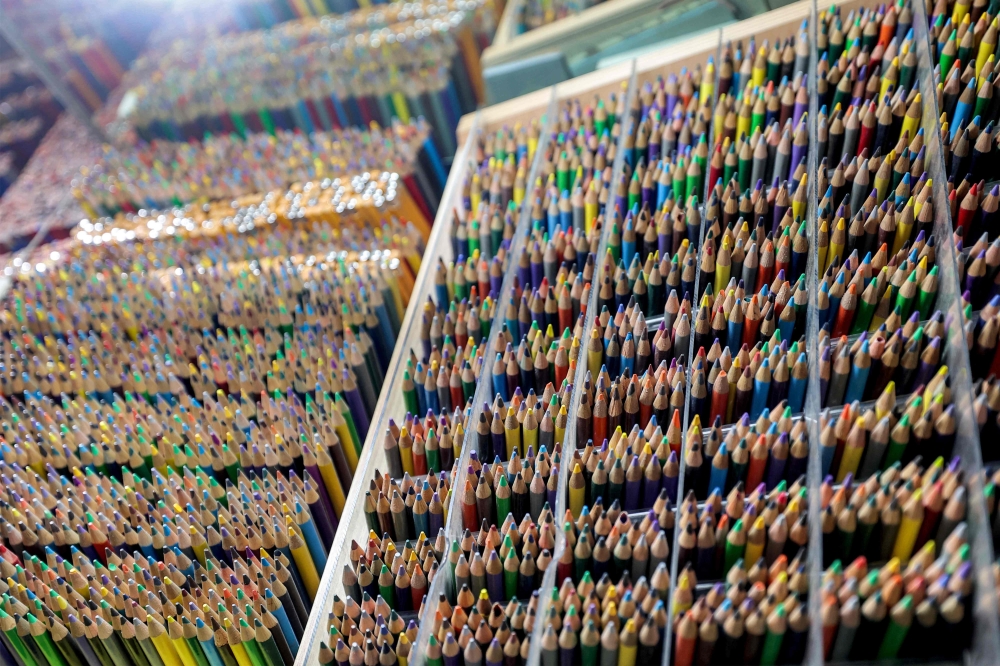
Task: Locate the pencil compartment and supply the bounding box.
[315,127,503,666]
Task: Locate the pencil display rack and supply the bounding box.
[296,0,1000,665]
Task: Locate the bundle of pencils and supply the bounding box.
[819,524,972,661]
[320,468,455,666]
[682,406,810,501]
[341,528,444,619]
[818,308,949,408]
[593,240,695,368]
[689,307,810,423]
[460,438,564,531]
[626,67,711,209]
[556,490,676,583]
[816,4,944,378]
[383,411,468,482]
[614,58,714,292]
[927,0,1000,182]
[671,542,810,666]
[537,569,669,666]
[695,179,811,304]
[675,479,810,587]
[74,170,433,250]
[814,157,937,291]
[322,534,432,666]
[567,418,683,511]
[2,240,412,451]
[526,91,625,249]
[404,261,504,420]
[595,205,808,379]
[473,363,572,463]
[503,260,594,347]
[713,28,811,155]
[365,468,454,543]
[421,577,538,666]
[401,122,550,420]
[819,454,971,572]
[819,374,958,483]
[816,226,940,340]
[814,0,950,418]
[397,87,629,665]
[581,287,690,425]
[695,24,812,309]
[466,86,625,493]
[448,493,561,606]
[0,458,320,666]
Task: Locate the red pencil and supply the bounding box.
[957,183,979,235]
[710,371,730,424]
[831,283,858,337]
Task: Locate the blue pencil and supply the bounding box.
[788,352,808,413]
[708,442,729,495]
[950,79,976,140]
[492,354,508,401]
[265,589,300,653]
[843,340,871,404]
[750,358,771,419]
[197,618,227,666]
[622,215,636,267]
[778,295,796,341]
[295,502,328,572]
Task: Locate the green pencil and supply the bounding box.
[238,619,268,666]
[1,609,37,666]
[252,620,285,666]
[877,595,914,659]
[27,613,68,666]
[760,604,786,666]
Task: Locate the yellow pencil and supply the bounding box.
[522,407,539,453]
[287,518,320,600]
[587,328,603,380]
[584,179,599,234]
[397,633,411,666]
[167,617,199,666]
[555,405,567,445]
[569,463,585,518]
[617,618,637,666]
[190,525,208,566]
[316,447,347,517]
[148,617,183,666]
[835,417,866,483]
[399,426,415,475]
[225,620,254,666]
[744,516,767,565]
[504,407,521,459]
[892,488,924,563]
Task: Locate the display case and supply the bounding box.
[295,1,1000,665]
